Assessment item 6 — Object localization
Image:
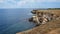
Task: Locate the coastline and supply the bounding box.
[16,10,60,34]
[16,19,60,34]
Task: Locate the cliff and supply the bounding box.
[16,10,60,34]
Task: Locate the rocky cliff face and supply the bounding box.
[16,10,60,34]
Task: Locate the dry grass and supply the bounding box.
[16,10,60,34]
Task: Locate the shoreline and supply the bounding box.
[16,10,60,34]
[16,19,60,34]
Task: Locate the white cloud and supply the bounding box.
[48,0,56,1]
[16,0,28,7]
[0,0,5,3]
[0,0,60,8]
[34,0,59,2]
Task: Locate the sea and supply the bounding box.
[0,8,37,34]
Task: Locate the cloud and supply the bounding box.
[0,0,60,8]
[16,0,60,8]
[0,0,4,2]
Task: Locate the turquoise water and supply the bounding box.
[0,9,36,34]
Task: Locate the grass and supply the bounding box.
[16,10,60,34]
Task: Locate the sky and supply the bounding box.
[0,0,60,8]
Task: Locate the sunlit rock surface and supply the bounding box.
[16,9,60,34]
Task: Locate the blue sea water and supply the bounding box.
[0,8,36,34]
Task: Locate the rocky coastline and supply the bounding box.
[16,9,60,34]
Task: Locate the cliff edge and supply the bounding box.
[16,10,60,34]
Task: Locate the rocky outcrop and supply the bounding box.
[29,10,60,25]
[16,19,60,34]
[16,10,60,34]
